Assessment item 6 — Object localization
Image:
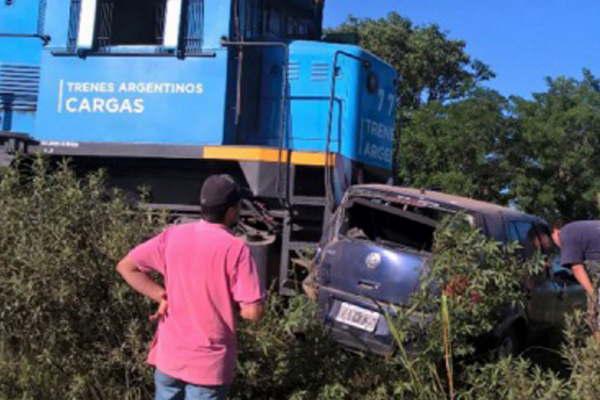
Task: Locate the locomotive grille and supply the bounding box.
[0,64,40,112]
[310,62,329,81]
[288,62,300,81]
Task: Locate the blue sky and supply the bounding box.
[324,0,600,98]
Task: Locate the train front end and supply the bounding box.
[0,0,397,293]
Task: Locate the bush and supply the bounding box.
[2,159,600,400]
[234,296,404,400]
[0,158,166,399]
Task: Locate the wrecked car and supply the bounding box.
[313,184,586,356]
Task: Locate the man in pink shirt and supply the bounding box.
[117,174,265,400]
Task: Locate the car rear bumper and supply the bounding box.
[318,286,399,356]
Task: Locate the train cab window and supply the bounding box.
[240,0,320,40]
[96,0,167,46]
[72,0,202,53]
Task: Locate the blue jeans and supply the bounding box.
[154,369,229,400]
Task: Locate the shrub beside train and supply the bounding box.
[0,0,397,293]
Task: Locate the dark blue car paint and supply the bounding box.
[316,235,430,355]
[318,239,426,305]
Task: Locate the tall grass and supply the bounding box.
[1,159,600,399]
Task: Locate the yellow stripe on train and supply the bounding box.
[202,146,336,166]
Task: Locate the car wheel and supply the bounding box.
[496,326,522,358]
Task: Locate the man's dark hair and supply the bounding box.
[552,218,565,231]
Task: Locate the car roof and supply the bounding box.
[347,184,542,222]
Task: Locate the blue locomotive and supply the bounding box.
[1,0,397,293]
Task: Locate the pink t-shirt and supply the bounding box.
[127,220,265,385]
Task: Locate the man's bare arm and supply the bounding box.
[572,264,594,296]
[116,257,165,304]
[239,302,264,322]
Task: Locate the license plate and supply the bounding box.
[335,302,380,332]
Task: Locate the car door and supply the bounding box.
[505,219,558,326]
[549,258,587,326]
[526,273,562,328]
[531,223,586,327]
[521,222,586,329]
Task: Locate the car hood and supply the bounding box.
[317,238,428,305]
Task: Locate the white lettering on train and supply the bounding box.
[57,80,204,114]
[64,97,145,114]
[360,118,394,164]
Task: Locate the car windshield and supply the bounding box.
[339,196,453,252]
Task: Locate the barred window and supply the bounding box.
[95,0,166,47]
[67,0,204,54]
[181,0,204,53]
[241,0,319,40]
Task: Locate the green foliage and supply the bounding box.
[233,296,400,400]
[330,13,494,111]
[0,157,166,399]
[2,162,600,400]
[396,70,600,220]
[460,356,568,400]
[559,311,600,399]
[398,88,516,203]
[373,214,543,399]
[458,309,600,400]
[509,70,600,220]
[0,161,548,399]
[416,215,541,356]
[331,14,600,222]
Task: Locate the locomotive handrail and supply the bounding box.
[324,51,372,218]
[0,33,50,45]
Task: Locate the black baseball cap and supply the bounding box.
[200,174,243,209]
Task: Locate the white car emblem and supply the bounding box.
[365,252,382,269]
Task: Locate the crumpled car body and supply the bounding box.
[314,184,586,356]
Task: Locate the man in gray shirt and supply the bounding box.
[552,220,600,333]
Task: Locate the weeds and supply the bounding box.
[0,157,166,399]
[1,159,600,399]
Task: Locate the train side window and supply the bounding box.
[242,0,263,39]
[72,0,201,53]
[95,0,167,46]
[254,1,318,40]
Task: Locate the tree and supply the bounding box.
[509,70,600,220]
[332,14,600,222]
[330,12,494,111]
[397,88,515,204]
